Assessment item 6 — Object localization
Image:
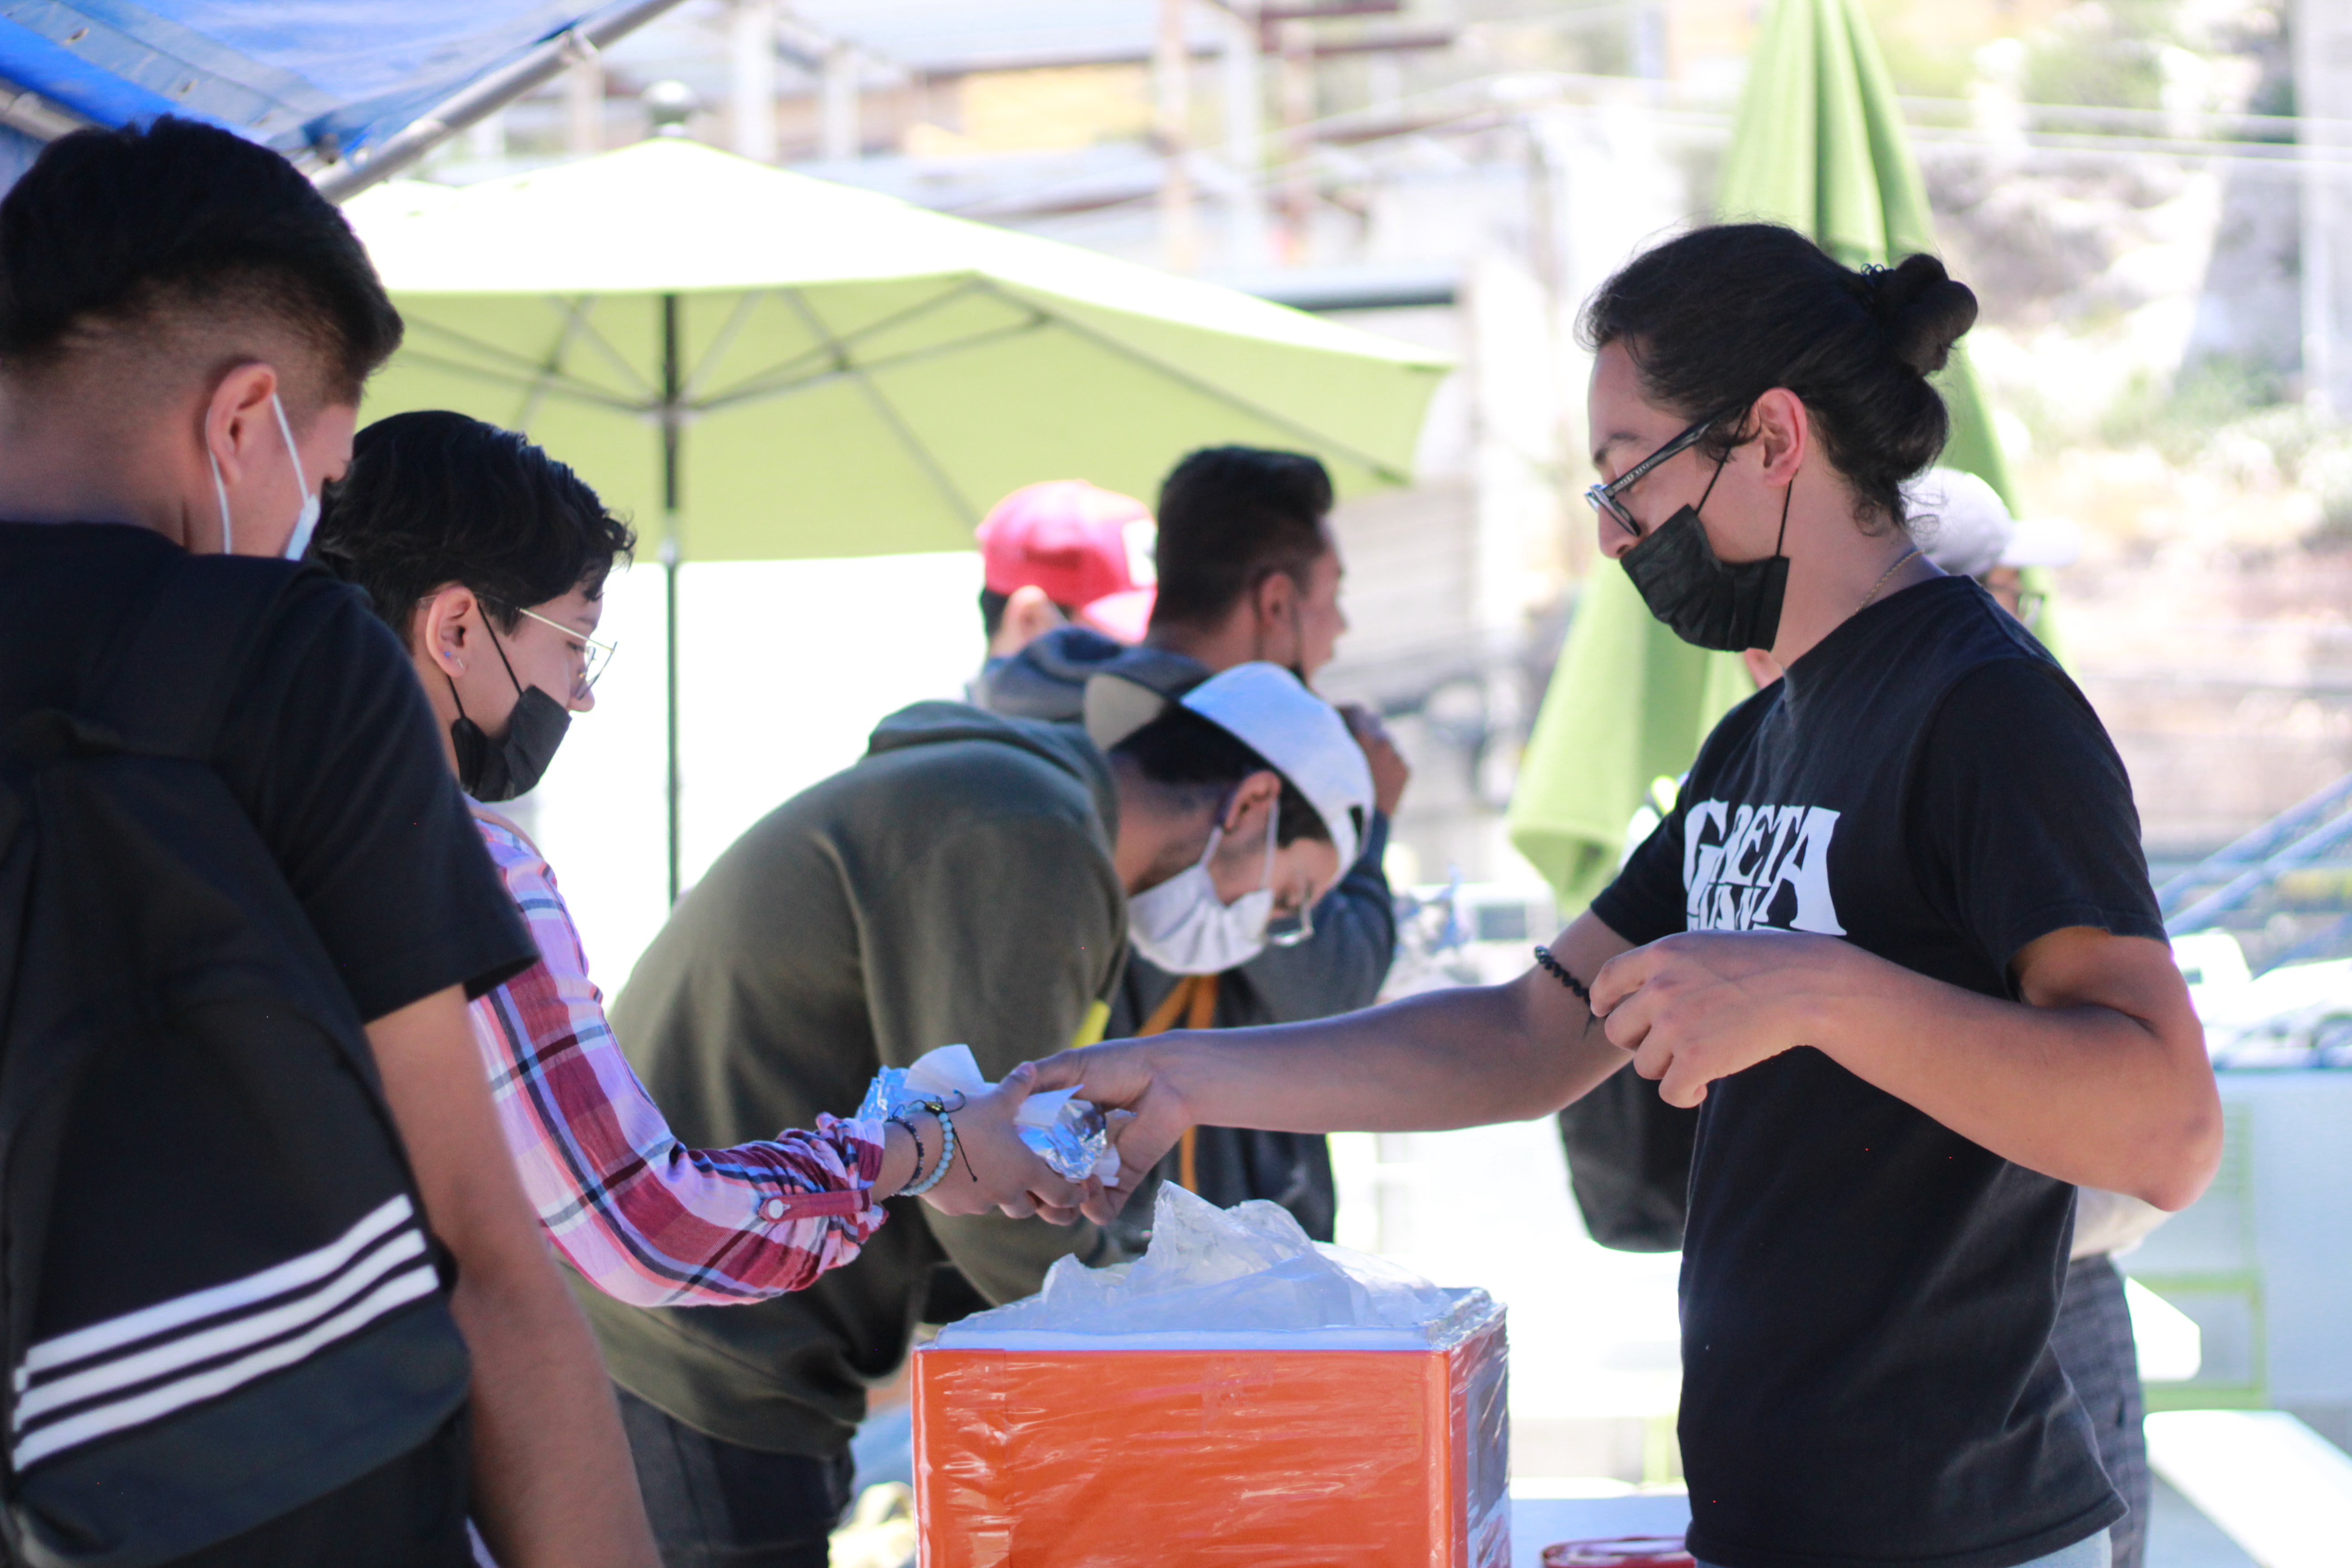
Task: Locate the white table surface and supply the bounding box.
[1510,1494,1694,1568]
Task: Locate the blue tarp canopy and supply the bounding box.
[0,3,613,162]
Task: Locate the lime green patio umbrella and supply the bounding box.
[1505,0,2019,915]
[344,136,1449,898]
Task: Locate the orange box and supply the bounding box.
[912,1293,1507,1568]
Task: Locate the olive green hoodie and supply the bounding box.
[576,701,1127,1456]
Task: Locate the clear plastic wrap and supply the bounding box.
[912,1188,1509,1567]
[858,1044,1113,1183]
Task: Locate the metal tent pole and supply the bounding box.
[0,74,90,140]
[314,0,691,201]
[662,291,684,906]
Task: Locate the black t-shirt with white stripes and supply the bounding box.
[0,520,534,1542]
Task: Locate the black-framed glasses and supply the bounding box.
[1583,406,1740,538]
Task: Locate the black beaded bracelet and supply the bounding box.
[886,1114,927,1192]
[1532,945,1593,1008]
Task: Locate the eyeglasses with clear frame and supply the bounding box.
[1583,406,1739,539]
[510,604,620,690]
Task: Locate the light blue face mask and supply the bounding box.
[206,392,320,560]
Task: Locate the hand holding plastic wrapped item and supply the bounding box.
[860,1046,1112,1222]
[1014,1036,1196,1222]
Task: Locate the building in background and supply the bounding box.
[418,0,2352,925]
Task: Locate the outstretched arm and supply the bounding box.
[1034,910,1638,1220]
[468,831,1075,1308]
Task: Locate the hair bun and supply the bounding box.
[1864,254,1978,377]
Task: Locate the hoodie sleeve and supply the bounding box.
[1224,810,1397,1023]
[855,810,1130,1300]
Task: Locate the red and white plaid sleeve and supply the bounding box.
[466,816,890,1305]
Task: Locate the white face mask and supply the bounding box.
[1127,807,1279,976]
[206,392,320,560]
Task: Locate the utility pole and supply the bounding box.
[730,0,778,162]
[1155,0,1198,271]
[821,42,860,160]
[1221,0,1267,269]
[1630,0,1666,83]
[1367,53,1402,122]
[2298,0,2352,414]
[1277,18,1315,265]
[564,36,604,156]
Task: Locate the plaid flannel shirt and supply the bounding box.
[467,814,888,1305]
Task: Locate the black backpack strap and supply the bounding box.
[96,554,303,761]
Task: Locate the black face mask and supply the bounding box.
[1619,456,1793,653]
[449,620,571,802]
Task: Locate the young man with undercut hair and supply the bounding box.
[0,120,655,1568]
[974,445,1408,1243]
[1147,446,1352,676]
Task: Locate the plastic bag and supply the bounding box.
[857,1044,1115,1184]
[940,1183,1462,1341]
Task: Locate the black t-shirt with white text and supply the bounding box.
[1592,575,2161,1568]
[0,521,532,1021]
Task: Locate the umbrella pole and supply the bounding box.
[662,291,684,906]
[663,534,680,904]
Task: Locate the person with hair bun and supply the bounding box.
[1038,223,2221,1568]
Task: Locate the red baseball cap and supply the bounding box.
[1076,584,1156,645]
[977,480,1153,612]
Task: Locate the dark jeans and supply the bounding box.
[616,1386,855,1568]
[2051,1254,2149,1568]
[157,1408,473,1568]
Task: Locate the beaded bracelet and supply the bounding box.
[1532,945,1593,1009]
[900,1106,958,1198]
[885,1115,926,1195]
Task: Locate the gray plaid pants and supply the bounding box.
[2053,1254,2147,1568]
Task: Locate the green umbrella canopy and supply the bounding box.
[346,136,1450,904]
[1506,0,2022,915]
[346,136,1452,562]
